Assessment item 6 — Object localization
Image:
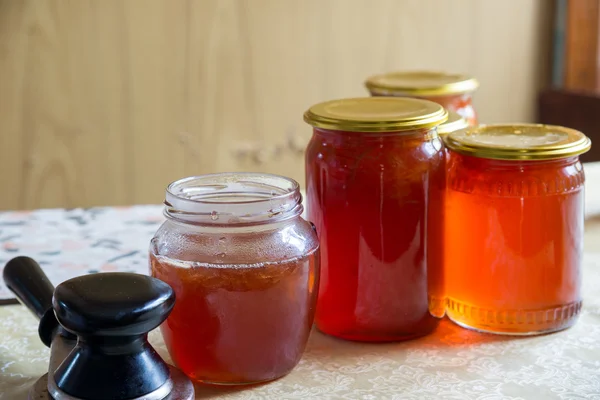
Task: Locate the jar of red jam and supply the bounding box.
[365,71,479,126]
[149,173,320,384]
[444,124,592,335]
[304,97,448,342]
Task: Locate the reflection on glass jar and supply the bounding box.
[149,173,320,385]
[438,111,469,138]
[365,71,479,126]
[429,110,470,317]
[444,124,592,335]
[304,97,447,342]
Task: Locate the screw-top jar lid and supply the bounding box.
[438,111,469,135]
[303,97,448,132]
[365,71,479,97]
[445,124,592,160]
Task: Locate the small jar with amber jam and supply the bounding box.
[304,97,448,341]
[149,173,320,384]
[444,124,592,335]
[365,71,479,126]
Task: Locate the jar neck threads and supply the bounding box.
[164,173,303,226]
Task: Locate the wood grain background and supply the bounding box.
[0,0,552,210]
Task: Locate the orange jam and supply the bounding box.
[304,97,448,342]
[365,70,479,126]
[444,124,592,335]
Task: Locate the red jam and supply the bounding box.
[304,97,447,341]
[422,94,477,126]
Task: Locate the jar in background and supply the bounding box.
[365,71,479,126]
[444,124,591,335]
[304,97,447,341]
[149,173,320,384]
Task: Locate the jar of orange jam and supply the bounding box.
[444,124,592,335]
[365,71,479,126]
[149,173,320,384]
[304,97,448,342]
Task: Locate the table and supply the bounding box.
[1,163,599,399]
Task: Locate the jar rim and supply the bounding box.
[164,172,303,226]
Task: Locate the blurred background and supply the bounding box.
[0,0,597,210]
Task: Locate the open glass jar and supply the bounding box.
[444,124,592,335]
[304,97,447,342]
[149,173,320,384]
[365,71,479,126]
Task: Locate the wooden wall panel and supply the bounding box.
[564,0,600,91]
[0,0,552,210]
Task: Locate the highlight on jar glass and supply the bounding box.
[438,110,469,137]
[444,124,592,335]
[149,173,320,385]
[364,70,479,126]
[304,97,448,342]
[427,110,469,318]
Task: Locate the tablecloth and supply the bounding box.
[1,163,599,399]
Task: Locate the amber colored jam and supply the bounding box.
[150,249,319,384]
[444,153,585,334]
[306,128,445,341]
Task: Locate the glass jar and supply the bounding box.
[365,71,479,126]
[304,97,448,342]
[149,173,320,384]
[427,110,470,318]
[444,124,592,335]
[438,111,469,137]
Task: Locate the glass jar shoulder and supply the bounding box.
[150,218,319,265]
[306,129,444,170]
[447,153,585,197]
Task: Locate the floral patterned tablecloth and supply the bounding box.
[1,163,600,399]
[0,206,164,300]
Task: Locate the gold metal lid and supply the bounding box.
[365,71,479,96]
[445,124,592,160]
[303,97,448,132]
[438,111,469,135]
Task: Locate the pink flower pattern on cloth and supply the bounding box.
[0,205,165,300]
